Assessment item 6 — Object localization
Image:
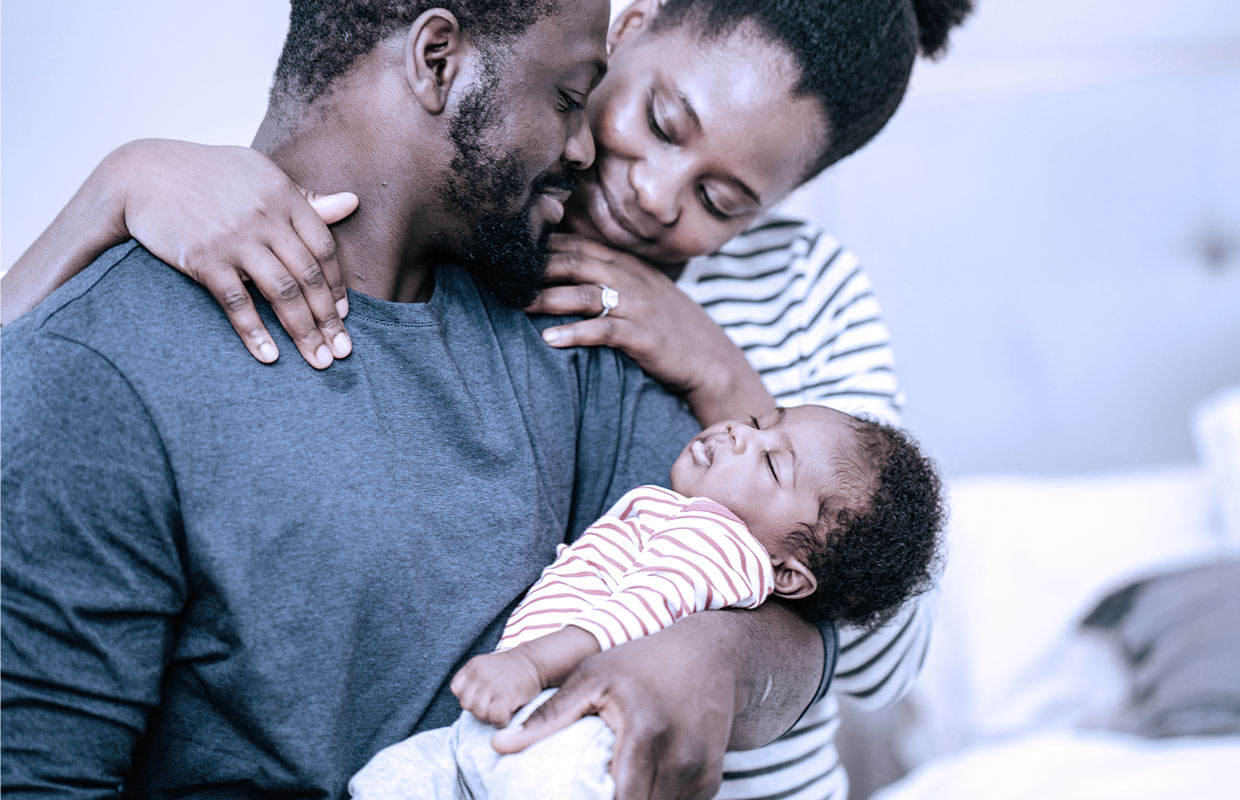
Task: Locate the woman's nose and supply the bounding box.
[630,159,681,227]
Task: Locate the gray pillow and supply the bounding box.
[1082,558,1240,738]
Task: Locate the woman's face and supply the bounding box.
[563,11,827,265]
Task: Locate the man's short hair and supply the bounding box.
[273,0,558,105]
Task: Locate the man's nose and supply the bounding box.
[630,158,681,227]
[563,111,595,172]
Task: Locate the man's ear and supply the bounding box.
[770,554,818,602]
[608,0,662,50]
[405,8,466,114]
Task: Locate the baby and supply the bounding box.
[350,404,944,799]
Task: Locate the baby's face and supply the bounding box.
[670,406,857,556]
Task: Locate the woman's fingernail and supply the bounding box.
[315,344,332,367]
[258,342,279,363]
[336,296,349,318]
[332,332,352,358]
[542,329,562,345]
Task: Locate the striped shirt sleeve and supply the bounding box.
[570,499,775,651]
[496,486,655,651]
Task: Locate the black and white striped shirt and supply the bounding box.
[679,213,932,800]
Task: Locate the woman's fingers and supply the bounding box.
[301,190,357,319]
[269,227,351,359]
[542,234,618,283]
[241,247,335,369]
[305,190,359,226]
[541,316,625,349]
[198,268,282,365]
[525,283,615,317]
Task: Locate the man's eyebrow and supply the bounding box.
[592,58,608,85]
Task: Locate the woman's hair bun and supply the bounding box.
[910,0,974,59]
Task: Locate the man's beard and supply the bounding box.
[440,72,576,308]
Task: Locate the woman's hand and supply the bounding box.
[111,140,358,369]
[526,234,775,426]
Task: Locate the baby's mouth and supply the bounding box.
[691,439,713,468]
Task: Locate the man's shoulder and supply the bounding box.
[4,241,228,371]
[8,241,213,342]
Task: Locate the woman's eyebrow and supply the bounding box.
[726,176,762,206]
[670,80,762,206]
[674,87,702,133]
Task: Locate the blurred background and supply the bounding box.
[3,1,1239,797]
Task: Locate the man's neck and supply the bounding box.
[252,106,450,304]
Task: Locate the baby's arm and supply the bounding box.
[450,625,600,727]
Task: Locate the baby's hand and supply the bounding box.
[450,648,543,727]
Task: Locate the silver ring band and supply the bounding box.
[598,284,620,318]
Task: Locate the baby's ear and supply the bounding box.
[771,555,817,601]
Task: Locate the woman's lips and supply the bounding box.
[582,168,655,248]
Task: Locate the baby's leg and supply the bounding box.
[348,724,459,799]
[485,689,616,799]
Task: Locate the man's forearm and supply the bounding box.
[675,601,823,750]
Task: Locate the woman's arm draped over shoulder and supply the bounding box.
[1,139,358,369]
[2,150,131,326]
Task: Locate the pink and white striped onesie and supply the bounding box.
[498,485,775,652]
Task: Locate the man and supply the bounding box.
[1,2,827,798]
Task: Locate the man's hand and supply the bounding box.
[450,649,543,728]
[490,607,820,800]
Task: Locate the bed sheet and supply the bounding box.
[871,729,1240,800]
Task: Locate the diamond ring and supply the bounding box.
[598,284,620,318]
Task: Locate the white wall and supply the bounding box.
[0,1,289,266]
[4,1,1238,478]
[779,0,1240,476]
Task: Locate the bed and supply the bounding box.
[855,387,1240,799]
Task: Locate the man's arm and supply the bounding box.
[1,331,184,797]
[493,603,822,800]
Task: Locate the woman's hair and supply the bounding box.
[651,0,975,178]
[787,416,946,630]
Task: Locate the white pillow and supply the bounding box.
[1194,385,1240,548]
[897,466,1223,764]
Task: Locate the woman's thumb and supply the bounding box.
[303,190,359,224]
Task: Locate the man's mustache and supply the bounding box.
[532,169,576,195]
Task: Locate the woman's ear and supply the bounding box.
[608,0,662,50]
[405,8,466,114]
[771,554,818,602]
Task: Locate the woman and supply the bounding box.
[2,1,972,797]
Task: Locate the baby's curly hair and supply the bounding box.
[787,415,945,630]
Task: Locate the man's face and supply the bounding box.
[439,2,609,307]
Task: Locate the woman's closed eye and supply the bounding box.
[698,185,731,221]
[646,87,671,143]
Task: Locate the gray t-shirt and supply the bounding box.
[1,242,698,798]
